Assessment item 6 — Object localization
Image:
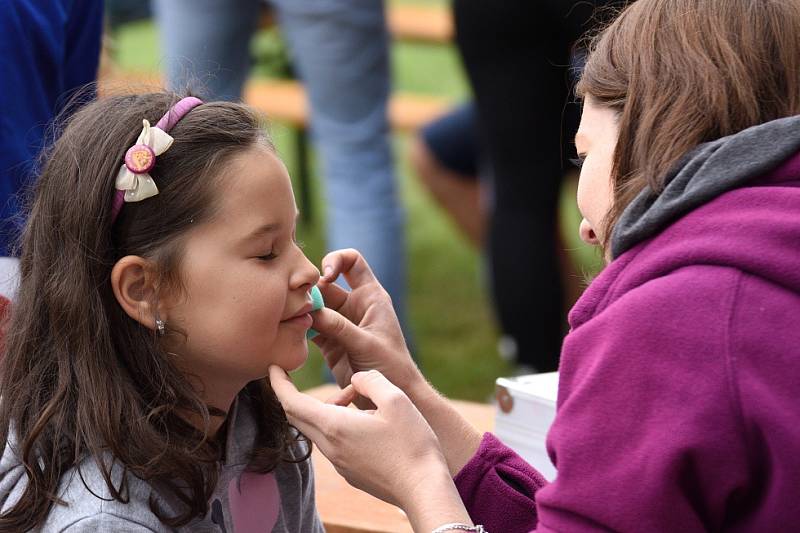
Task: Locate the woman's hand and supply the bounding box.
[311,248,424,395]
[269,366,472,531]
[311,249,484,476]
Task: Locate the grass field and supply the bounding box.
[110,8,601,401]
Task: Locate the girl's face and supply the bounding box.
[164,146,319,402]
[575,97,619,248]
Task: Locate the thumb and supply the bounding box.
[268,365,326,442]
[349,370,408,411]
[311,307,370,349]
[325,384,358,407]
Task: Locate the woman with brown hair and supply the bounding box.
[269,1,800,531]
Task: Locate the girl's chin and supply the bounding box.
[275,347,310,374]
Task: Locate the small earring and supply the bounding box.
[155,319,166,336]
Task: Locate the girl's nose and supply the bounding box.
[291,249,320,291]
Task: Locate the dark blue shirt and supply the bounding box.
[0,0,103,256]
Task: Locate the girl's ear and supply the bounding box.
[111,255,164,331]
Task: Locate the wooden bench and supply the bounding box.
[243,79,449,133]
[251,3,453,129]
[101,3,455,219]
[246,78,450,220]
[250,4,454,219]
[98,74,450,219]
[386,4,454,43]
[102,4,454,127]
[97,75,450,134]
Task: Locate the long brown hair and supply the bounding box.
[577,0,800,250]
[0,92,307,529]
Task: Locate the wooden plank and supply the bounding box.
[388,91,451,132]
[258,4,454,44]
[96,71,163,96]
[387,4,454,43]
[244,79,309,127]
[245,79,450,132]
[99,75,451,132]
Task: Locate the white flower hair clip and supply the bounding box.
[110,97,203,223]
[114,119,174,204]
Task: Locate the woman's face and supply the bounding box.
[575,97,620,248]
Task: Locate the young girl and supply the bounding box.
[264,0,800,531]
[0,93,325,531]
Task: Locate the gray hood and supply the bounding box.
[611,114,800,258]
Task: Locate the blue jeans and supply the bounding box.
[154,0,408,336]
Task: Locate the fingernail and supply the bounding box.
[323,265,333,278]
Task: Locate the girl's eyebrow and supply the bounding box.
[241,213,300,241]
[247,223,281,238]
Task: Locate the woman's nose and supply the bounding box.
[579,218,600,246]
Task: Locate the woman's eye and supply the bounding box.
[257,251,278,261]
[569,156,586,168]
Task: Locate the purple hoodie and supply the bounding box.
[454,116,800,532]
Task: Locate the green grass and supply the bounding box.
[111,15,601,401]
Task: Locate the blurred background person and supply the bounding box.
[410,100,586,366]
[410,102,485,248]
[453,0,623,372]
[0,0,104,300]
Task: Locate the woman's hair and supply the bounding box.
[577,0,800,249]
[0,92,308,530]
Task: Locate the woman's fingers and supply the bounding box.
[315,280,349,311]
[321,248,379,290]
[269,368,447,512]
[349,370,406,411]
[311,335,346,371]
[268,366,329,442]
[311,308,371,355]
[326,384,357,407]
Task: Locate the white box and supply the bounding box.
[494,372,558,481]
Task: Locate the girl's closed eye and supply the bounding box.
[257,237,303,261]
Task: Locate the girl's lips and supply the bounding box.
[281,313,313,329]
